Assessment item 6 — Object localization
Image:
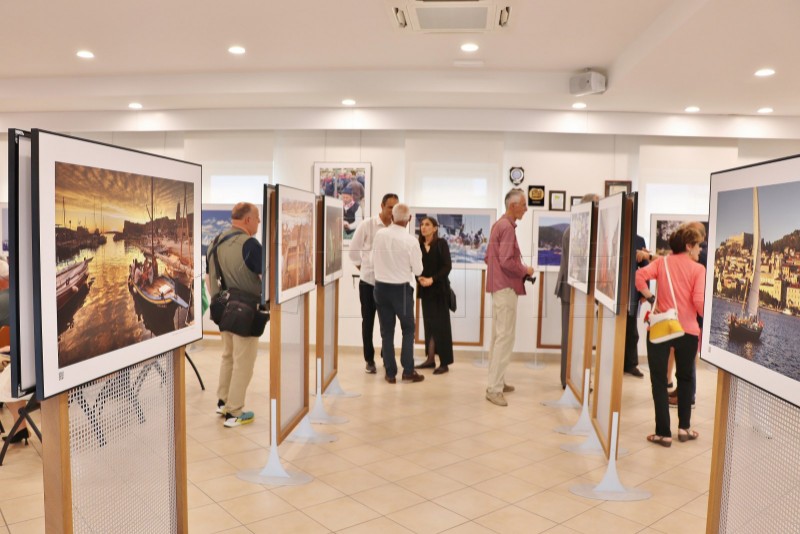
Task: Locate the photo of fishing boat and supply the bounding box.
[55,161,195,368]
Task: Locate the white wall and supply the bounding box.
[5,126,800,355]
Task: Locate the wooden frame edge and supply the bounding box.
[174,347,188,533]
[42,392,72,534]
[706,369,731,533]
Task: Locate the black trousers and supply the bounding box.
[359,281,377,364]
[624,313,640,371]
[646,333,698,437]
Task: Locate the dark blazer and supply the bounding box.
[555,228,571,303]
[628,234,649,316]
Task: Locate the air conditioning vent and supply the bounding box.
[393,1,505,33]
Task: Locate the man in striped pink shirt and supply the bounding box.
[485,188,535,406]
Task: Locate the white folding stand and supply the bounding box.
[286,415,337,444]
[570,412,650,501]
[542,385,581,408]
[323,375,360,398]
[238,400,313,486]
[473,348,489,368]
[309,359,348,424]
[525,353,547,370]
[554,369,593,436]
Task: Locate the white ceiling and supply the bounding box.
[2,0,798,117]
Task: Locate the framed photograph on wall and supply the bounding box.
[570,196,583,209]
[532,211,570,272]
[409,207,496,268]
[702,155,800,408]
[312,162,370,244]
[593,193,625,314]
[32,129,202,399]
[276,185,316,303]
[567,200,594,293]
[604,180,631,197]
[528,185,545,207]
[549,190,566,211]
[321,196,344,284]
[649,213,709,257]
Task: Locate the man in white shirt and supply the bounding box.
[348,193,399,374]
[372,203,425,384]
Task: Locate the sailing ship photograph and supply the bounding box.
[54,161,196,368]
[412,210,493,267]
[708,181,800,382]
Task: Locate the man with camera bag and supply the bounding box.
[206,202,264,428]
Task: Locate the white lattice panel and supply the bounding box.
[68,352,177,533]
[719,376,800,533]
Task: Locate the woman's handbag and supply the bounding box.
[646,256,684,344]
[446,279,457,312]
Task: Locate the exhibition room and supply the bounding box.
[2,1,800,533]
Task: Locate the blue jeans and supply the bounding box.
[374,282,415,378]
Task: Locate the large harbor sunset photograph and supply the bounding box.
[54,162,196,368]
[709,181,800,382]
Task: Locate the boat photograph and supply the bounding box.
[708,182,800,382]
[54,161,196,368]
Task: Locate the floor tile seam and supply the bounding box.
[245,508,330,532]
[0,507,7,528]
[216,486,293,512]
[596,501,674,529]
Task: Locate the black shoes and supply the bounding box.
[415,361,435,369]
[624,367,645,378]
[385,375,396,384]
[2,427,29,445]
[401,371,425,383]
[366,362,377,374]
[433,365,449,375]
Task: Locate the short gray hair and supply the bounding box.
[581,193,599,204]
[392,203,411,223]
[505,188,526,209]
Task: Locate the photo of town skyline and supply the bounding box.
[708,180,800,388]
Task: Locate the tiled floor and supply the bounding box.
[0,343,714,533]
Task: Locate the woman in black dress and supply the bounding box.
[415,217,454,374]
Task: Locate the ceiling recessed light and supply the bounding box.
[460,43,479,53]
[342,99,356,106]
[685,106,700,113]
[572,102,587,110]
[754,68,775,77]
[228,46,246,55]
[76,50,94,59]
[128,102,143,110]
[758,107,773,114]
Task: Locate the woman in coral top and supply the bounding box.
[635,224,706,447]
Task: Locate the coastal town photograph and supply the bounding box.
[710,182,800,381]
[54,162,195,367]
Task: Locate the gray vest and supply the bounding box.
[209,228,261,298]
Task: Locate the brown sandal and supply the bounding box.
[678,429,699,442]
[647,434,672,447]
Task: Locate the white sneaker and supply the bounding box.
[224,411,254,428]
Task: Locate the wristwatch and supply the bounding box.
[647,295,656,305]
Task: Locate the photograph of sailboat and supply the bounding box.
[703,156,800,408]
[54,161,196,368]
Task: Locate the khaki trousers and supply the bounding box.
[487,288,518,394]
[217,332,259,417]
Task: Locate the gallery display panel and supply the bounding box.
[702,153,800,408]
[567,200,594,293]
[593,193,625,315]
[275,185,317,304]
[32,130,202,399]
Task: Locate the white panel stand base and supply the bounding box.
[569,412,650,502]
[324,375,360,398]
[309,359,348,424]
[525,353,546,370]
[238,400,312,486]
[185,341,205,353]
[473,351,489,368]
[560,429,603,455]
[555,369,592,436]
[542,385,581,408]
[286,415,338,443]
